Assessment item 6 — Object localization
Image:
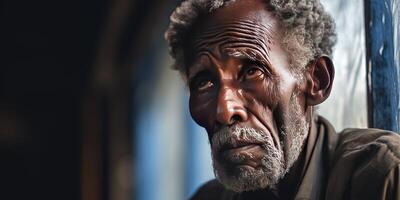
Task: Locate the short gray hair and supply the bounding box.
[165,0,337,74]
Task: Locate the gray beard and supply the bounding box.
[210,94,309,192]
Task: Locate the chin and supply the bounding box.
[210,125,287,192]
[212,146,286,192]
[213,162,283,192]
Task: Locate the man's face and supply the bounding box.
[186,0,309,192]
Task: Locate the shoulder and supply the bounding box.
[189,179,234,200]
[337,128,400,166]
[326,128,400,199]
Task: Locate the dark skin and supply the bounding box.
[185,0,334,198]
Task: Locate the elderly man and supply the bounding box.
[165,0,400,199]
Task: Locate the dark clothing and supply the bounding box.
[191,116,400,200]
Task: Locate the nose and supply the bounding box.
[215,86,248,126]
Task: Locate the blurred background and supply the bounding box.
[0,0,398,200]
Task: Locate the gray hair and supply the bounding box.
[165,0,337,74]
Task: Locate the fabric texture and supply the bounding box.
[190,116,400,200]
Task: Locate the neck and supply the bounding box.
[275,109,314,198]
[276,144,308,198]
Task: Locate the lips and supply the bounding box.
[218,142,263,168]
[224,144,260,155]
[219,141,262,157]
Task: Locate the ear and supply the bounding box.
[304,55,335,106]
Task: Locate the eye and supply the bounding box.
[243,66,264,80]
[195,79,214,91]
[190,76,214,92]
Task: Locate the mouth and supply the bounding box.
[220,142,260,153]
[219,137,262,151]
[217,143,262,169]
[221,143,260,156]
[219,139,261,154]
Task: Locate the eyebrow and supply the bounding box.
[187,49,273,81]
[223,48,272,69]
[188,63,207,80]
[187,50,214,80]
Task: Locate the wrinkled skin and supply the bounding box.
[185,0,334,196]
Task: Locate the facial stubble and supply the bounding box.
[210,93,309,192]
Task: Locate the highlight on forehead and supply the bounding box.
[191,19,276,67]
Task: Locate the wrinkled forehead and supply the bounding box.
[185,0,281,74]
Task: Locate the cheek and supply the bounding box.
[189,93,215,129]
[244,78,280,109]
[271,80,301,131]
[243,79,285,132]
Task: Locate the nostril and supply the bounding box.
[231,114,242,124]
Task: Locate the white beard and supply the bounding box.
[210,93,309,192]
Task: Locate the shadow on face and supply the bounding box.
[183,0,335,192]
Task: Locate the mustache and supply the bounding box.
[211,125,274,153]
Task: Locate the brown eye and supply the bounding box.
[244,67,264,80]
[189,70,215,92]
[190,77,214,92]
[196,80,214,91]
